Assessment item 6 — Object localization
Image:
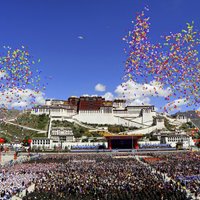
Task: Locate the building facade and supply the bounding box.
[31,96,156,128]
[51,127,75,142]
[160,134,194,148]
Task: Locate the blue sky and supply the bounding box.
[0,0,200,111]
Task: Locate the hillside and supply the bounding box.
[191,118,200,129]
[15,112,50,131]
[0,108,21,120]
[173,110,200,119]
[0,122,46,142]
[0,112,49,142]
[173,110,200,129]
[52,120,102,138]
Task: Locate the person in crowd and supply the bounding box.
[0,152,198,200]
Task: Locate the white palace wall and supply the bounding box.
[31,107,156,128]
[73,111,118,125]
[31,108,76,118]
[73,111,154,128]
[116,116,144,128]
[142,111,156,126]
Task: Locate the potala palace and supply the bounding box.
[28,96,197,150]
[31,96,189,133]
[31,96,157,126]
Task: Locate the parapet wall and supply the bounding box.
[73,112,154,128]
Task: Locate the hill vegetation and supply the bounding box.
[15,112,49,130]
[179,122,195,130]
[82,122,139,132]
[0,108,21,120]
[164,119,176,131]
[0,122,46,142]
[0,111,49,142]
[52,120,102,138]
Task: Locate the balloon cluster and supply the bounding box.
[123,8,200,112]
[0,46,46,108]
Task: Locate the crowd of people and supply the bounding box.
[20,154,192,200]
[0,152,198,200]
[142,152,200,199]
[0,157,59,200]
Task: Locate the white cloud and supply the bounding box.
[114,79,172,105]
[115,79,171,100]
[82,94,89,97]
[103,92,114,101]
[78,36,84,40]
[127,97,151,106]
[34,95,46,105]
[93,80,172,106]
[81,94,99,97]
[164,98,188,112]
[95,83,106,92]
[154,107,159,111]
[0,88,45,108]
[11,101,30,108]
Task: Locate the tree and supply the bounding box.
[91,132,102,137]
[37,114,49,129]
[82,138,89,142]
[22,136,31,147]
[108,125,123,133]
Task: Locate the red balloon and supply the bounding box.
[0,138,5,144]
[27,139,32,144]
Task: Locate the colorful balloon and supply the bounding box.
[123,8,200,112]
[0,46,46,109]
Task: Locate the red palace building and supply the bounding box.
[104,134,143,149]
